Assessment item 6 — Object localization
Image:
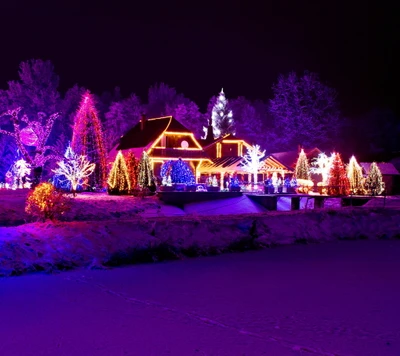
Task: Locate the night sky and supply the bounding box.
[0,1,398,117]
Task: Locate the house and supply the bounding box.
[109,115,211,181]
[360,162,400,195]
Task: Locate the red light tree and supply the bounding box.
[327,153,350,196]
[71,91,107,189]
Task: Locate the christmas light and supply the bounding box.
[138,151,155,189]
[107,151,131,195]
[294,149,311,180]
[71,91,108,189]
[241,144,266,184]
[347,156,364,195]
[327,152,350,196]
[310,152,334,185]
[365,162,385,195]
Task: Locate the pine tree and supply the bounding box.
[107,151,131,195]
[347,155,364,195]
[138,151,155,190]
[294,149,310,180]
[125,151,139,190]
[327,153,350,196]
[71,91,107,189]
[171,159,195,184]
[210,88,234,138]
[365,162,385,195]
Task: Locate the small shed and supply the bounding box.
[360,162,400,195]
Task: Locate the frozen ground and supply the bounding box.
[1,240,399,356]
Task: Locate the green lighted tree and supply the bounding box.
[138,151,155,190]
[365,162,385,195]
[327,153,350,196]
[294,149,310,180]
[107,151,130,195]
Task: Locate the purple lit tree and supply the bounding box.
[269,71,342,150]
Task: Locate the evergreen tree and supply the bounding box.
[294,149,310,180]
[126,151,139,190]
[107,151,130,195]
[171,159,195,184]
[71,91,107,189]
[138,151,155,190]
[347,155,364,195]
[327,153,350,195]
[210,89,234,138]
[365,162,385,195]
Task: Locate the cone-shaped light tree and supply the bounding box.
[347,155,364,195]
[294,149,310,180]
[365,162,385,195]
[107,151,131,195]
[211,88,234,138]
[71,91,107,189]
[138,151,155,190]
[327,153,350,196]
[126,151,139,190]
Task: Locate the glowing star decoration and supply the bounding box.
[52,149,96,196]
[241,144,266,184]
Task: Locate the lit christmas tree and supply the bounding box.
[241,144,266,184]
[71,91,107,189]
[347,155,364,195]
[107,151,130,195]
[209,88,234,139]
[365,162,385,196]
[138,151,155,190]
[52,148,96,196]
[125,151,139,190]
[294,149,311,180]
[327,152,350,196]
[161,159,195,184]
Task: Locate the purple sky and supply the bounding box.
[0,1,397,117]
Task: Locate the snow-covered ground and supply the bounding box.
[1,240,399,356]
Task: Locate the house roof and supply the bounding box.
[117,116,192,150]
[360,162,400,175]
[270,147,322,170]
[199,156,244,173]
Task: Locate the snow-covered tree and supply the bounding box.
[71,91,107,189]
[365,162,385,196]
[107,151,130,195]
[327,153,350,196]
[347,156,364,195]
[241,144,266,184]
[52,149,95,196]
[206,89,234,139]
[294,149,311,180]
[270,71,342,150]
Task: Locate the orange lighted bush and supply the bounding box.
[25,182,70,221]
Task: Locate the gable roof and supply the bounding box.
[360,162,400,175]
[270,147,322,170]
[117,116,192,150]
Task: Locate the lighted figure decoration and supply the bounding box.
[206,88,234,139]
[5,171,13,189]
[0,108,61,187]
[13,158,31,188]
[347,156,364,195]
[71,91,107,189]
[242,144,266,184]
[212,175,218,187]
[294,149,311,180]
[138,151,155,190]
[52,148,96,196]
[365,162,385,196]
[125,152,139,190]
[327,152,350,196]
[107,151,131,195]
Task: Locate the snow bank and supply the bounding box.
[1,208,399,276]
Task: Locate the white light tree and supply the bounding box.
[13,158,31,188]
[310,153,334,185]
[52,147,96,196]
[204,88,234,139]
[241,144,266,184]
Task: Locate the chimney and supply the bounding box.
[140,113,147,131]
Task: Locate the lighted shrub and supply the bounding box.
[25,182,71,221]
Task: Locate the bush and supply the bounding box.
[25,182,71,221]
